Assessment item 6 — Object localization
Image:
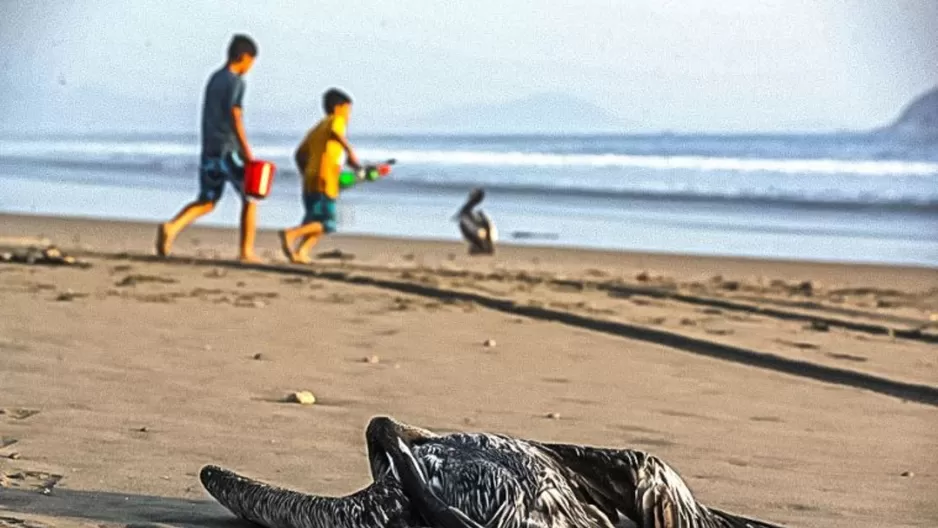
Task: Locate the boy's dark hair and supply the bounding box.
[322,88,353,114]
[227,34,258,62]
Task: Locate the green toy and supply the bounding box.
[338,159,396,189]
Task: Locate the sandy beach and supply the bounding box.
[1,213,936,528]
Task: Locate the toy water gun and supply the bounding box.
[338,158,396,189]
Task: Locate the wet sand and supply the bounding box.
[1,213,936,528]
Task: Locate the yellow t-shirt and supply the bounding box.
[296,115,347,198]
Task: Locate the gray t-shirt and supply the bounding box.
[200,66,245,158]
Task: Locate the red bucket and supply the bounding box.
[243,160,277,199]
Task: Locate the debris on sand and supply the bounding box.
[0,244,90,268]
[0,409,40,420]
[483,339,496,348]
[289,391,316,405]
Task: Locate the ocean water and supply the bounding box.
[1,132,936,267]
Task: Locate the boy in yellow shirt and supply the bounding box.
[279,88,361,264]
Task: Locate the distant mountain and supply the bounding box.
[881,86,938,140]
[397,93,629,134]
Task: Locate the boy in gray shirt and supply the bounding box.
[157,34,260,262]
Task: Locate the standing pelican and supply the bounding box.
[453,188,497,255]
[200,416,784,528]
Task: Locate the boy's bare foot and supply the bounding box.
[278,230,297,262]
[156,224,171,257]
[291,253,313,265]
[239,253,262,264]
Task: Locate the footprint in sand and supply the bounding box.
[826,352,868,363]
[54,290,88,302]
[115,274,178,287]
[775,339,820,350]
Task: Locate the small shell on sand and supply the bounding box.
[290,391,316,405]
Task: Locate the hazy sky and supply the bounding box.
[2,0,937,133]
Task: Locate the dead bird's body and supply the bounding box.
[200,416,784,528]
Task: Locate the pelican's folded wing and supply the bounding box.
[531,441,785,528]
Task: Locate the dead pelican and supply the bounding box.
[453,188,497,255]
[200,416,784,528]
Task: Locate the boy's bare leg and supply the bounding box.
[157,201,215,256]
[239,199,260,263]
[279,222,323,264]
[278,230,297,262]
[295,230,324,263]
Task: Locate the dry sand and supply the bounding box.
[0,213,936,528]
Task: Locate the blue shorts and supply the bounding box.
[302,192,338,234]
[197,151,246,204]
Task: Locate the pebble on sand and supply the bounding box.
[253,353,264,360]
[483,339,496,348]
[900,471,914,477]
[290,391,316,405]
[362,355,380,364]
[545,412,561,420]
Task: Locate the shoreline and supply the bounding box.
[3,212,936,283]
